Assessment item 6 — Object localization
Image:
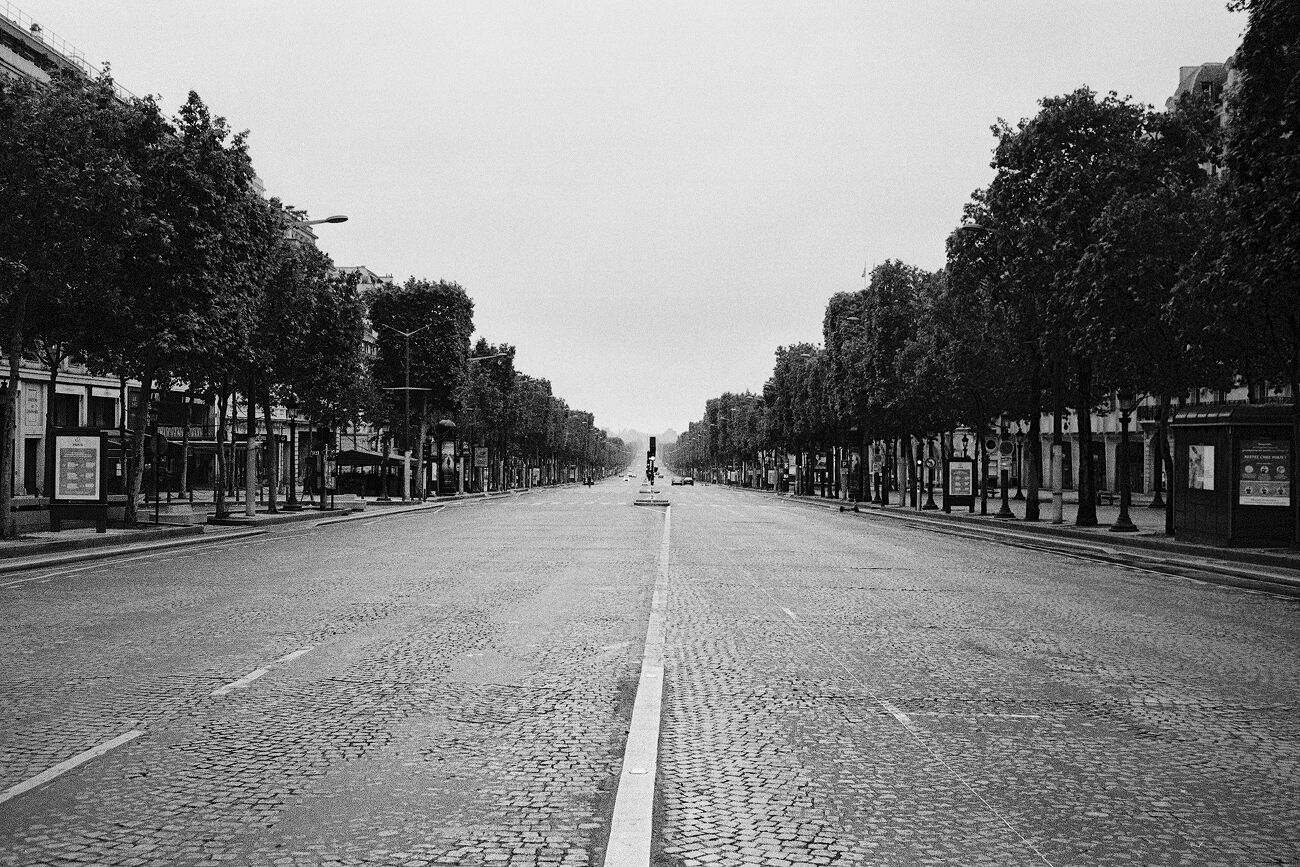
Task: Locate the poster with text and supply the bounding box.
[1238,438,1290,506]
[948,461,974,497]
[53,434,102,501]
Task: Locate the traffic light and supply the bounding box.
[649,436,656,457]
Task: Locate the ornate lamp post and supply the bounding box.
[283,399,300,511]
[1110,388,1139,532]
[147,402,160,525]
[996,418,1015,519]
[1013,424,1026,500]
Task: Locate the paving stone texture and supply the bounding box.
[0,491,658,866]
[657,491,1300,866]
[2,481,1298,866]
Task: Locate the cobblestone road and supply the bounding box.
[658,486,1300,866]
[0,487,661,866]
[2,481,1297,866]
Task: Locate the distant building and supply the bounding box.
[1164,61,1229,111]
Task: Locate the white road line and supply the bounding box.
[604,506,671,867]
[780,606,799,623]
[212,646,313,695]
[211,667,270,696]
[879,700,916,731]
[276,647,313,664]
[0,729,144,805]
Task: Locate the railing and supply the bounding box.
[0,1,137,100]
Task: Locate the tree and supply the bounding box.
[981,88,1154,525]
[369,278,474,498]
[86,91,277,525]
[1218,0,1300,540]
[0,70,141,537]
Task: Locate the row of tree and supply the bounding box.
[0,70,628,537]
[666,1,1298,540]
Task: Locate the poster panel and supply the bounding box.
[1239,438,1290,506]
[1188,444,1215,490]
[948,460,974,497]
[474,447,488,468]
[54,433,102,501]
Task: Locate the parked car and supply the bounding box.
[670,477,681,485]
[680,476,694,486]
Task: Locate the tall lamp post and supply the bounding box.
[283,399,300,511]
[996,418,1016,519]
[1013,423,1025,500]
[1109,388,1139,533]
[147,402,160,525]
[379,322,431,504]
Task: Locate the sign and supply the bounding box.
[53,432,104,502]
[325,460,337,491]
[948,460,974,498]
[1239,438,1290,507]
[924,457,936,469]
[474,447,488,468]
[23,387,41,432]
[1188,444,1215,491]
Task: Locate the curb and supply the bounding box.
[0,525,204,561]
[741,488,1300,592]
[0,528,267,576]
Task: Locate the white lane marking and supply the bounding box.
[276,647,313,664]
[879,700,916,731]
[211,668,270,696]
[605,506,671,867]
[780,606,798,623]
[213,646,313,695]
[0,729,144,805]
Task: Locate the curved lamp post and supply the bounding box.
[1110,388,1139,532]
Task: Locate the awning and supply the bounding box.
[334,448,389,467]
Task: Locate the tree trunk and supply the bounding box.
[125,370,154,526]
[1159,391,1173,536]
[2,288,30,539]
[1075,356,1098,526]
[261,394,277,513]
[215,385,229,519]
[43,348,63,498]
[1293,374,1299,545]
[1025,365,1042,521]
[244,373,256,517]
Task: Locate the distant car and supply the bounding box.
[680,477,694,486]
[670,477,681,485]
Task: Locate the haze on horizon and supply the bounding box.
[12,1,1245,436]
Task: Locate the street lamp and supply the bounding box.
[995,417,1015,519]
[147,401,160,525]
[1110,388,1139,533]
[1013,423,1026,500]
[379,322,432,503]
[283,398,300,510]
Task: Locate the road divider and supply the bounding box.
[604,505,671,866]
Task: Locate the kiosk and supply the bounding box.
[1171,404,1294,547]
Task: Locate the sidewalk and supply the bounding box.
[0,483,555,574]
[727,483,1300,591]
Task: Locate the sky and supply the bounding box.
[13,2,1245,437]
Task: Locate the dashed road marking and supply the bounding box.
[211,667,270,696]
[604,505,670,866]
[212,646,313,696]
[0,728,144,805]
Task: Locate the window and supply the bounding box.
[53,393,81,428]
[89,396,117,429]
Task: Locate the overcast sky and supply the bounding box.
[16,2,1244,437]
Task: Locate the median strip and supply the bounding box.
[604,506,671,866]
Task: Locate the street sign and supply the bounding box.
[999,440,1014,456]
[924,457,936,468]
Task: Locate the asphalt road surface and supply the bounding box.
[2,480,1297,866]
